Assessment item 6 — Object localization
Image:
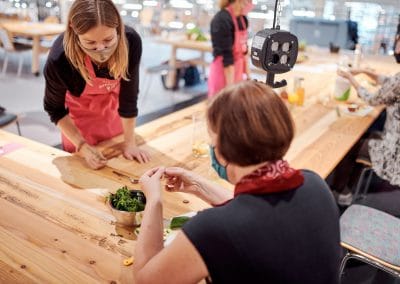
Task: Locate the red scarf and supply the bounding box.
[213,160,304,207]
[235,160,304,196]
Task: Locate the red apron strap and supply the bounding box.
[84,56,97,79]
[227,6,239,32]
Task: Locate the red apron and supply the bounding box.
[62,56,123,152]
[208,5,248,98]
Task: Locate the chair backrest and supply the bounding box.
[0,29,15,51]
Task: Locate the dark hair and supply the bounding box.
[207,81,295,166]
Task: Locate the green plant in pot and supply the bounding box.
[107,186,146,227]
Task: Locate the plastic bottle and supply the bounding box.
[294,77,305,106]
[334,76,351,101]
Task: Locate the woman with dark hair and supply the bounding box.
[133,81,341,283]
[44,0,149,169]
[207,0,252,97]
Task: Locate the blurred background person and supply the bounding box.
[333,66,400,216]
[207,0,253,98]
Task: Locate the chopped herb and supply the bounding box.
[170,216,191,230]
[110,186,146,212]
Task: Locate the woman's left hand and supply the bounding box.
[139,167,165,202]
[123,143,150,163]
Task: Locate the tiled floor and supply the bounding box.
[0,37,208,146]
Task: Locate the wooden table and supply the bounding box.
[0,21,64,75]
[156,35,212,88]
[0,50,397,282]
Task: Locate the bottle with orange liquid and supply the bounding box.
[294,77,305,106]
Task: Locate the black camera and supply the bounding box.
[251,29,298,88]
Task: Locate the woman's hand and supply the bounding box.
[123,142,150,163]
[79,143,107,170]
[139,167,165,202]
[349,68,365,76]
[337,68,353,80]
[164,167,202,195]
[337,69,361,90]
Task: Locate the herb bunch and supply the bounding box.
[110,186,146,212]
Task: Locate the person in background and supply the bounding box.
[335,66,400,216]
[207,0,253,98]
[345,8,359,50]
[44,0,149,169]
[133,81,341,283]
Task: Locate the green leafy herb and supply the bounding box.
[110,186,146,212]
[170,216,191,230]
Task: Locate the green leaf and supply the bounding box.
[170,216,191,230]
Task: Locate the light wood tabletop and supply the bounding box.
[0,50,398,282]
[0,21,65,75]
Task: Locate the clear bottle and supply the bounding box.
[294,77,305,106]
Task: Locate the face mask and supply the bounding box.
[209,146,229,181]
[79,39,118,63]
[395,53,400,64]
[242,2,254,14]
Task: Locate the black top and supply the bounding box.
[183,170,341,284]
[210,9,248,67]
[43,26,142,124]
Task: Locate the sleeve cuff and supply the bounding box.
[118,110,138,118]
[377,75,389,85]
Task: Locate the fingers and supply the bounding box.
[124,149,151,164]
[87,156,107,170]
[135,150,150,164]
[140,150,151,163]
[164,167,184,177]
[142,167,165,179]
[165,176,181,192]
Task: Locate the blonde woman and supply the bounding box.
[44,0,149,169]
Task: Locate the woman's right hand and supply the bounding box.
[79,143,107,169]
[164,167,202,195]
[349,68,365,76]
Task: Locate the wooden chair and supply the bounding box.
[0,28,32,76]
[340,204,400,280]
[0,107,21,135]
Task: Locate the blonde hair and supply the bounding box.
[64,0,129,83]
[219,0,234,9]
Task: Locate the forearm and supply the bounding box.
[362,69,380,83]
[224,65,234,85]
[121,117,136,145]
[134,199,164,271]
[347,75,362,90]
[56,115,85,148]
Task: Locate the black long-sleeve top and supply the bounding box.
[210,9,248,67]
[43,26,142,124]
